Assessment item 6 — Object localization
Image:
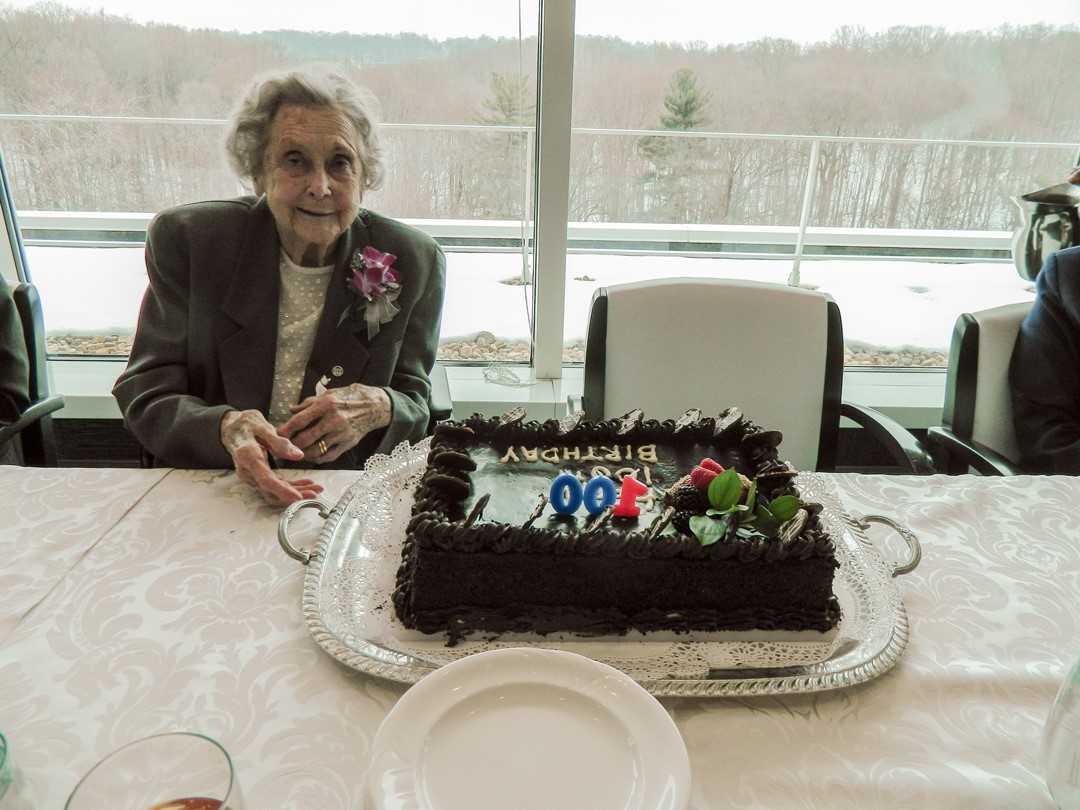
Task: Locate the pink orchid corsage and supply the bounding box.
[341,245,402,340]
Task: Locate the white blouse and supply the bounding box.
[267,250,334,427]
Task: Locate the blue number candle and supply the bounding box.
[549,473,584,514]
[583,475,617,515]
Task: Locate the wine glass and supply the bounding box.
[1044,656,1080,809]
[64,732,244,810]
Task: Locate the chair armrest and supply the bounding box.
[925,426,1022,476]
[840,401,936,475]
[0,394,65,448]
[429,364,452,423]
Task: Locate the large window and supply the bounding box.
[564,3,1080,366]
[2,0,1079,372]
[1,0,539,361]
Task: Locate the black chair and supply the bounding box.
[0,282,65,465]
[925,303,1031,475]
[574,278,933,474]
[0,149,64,465]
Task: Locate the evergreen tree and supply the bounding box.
[660,68,711,130]
[472,72,535,222]
[478,71,536,125]
[638,68,712,222]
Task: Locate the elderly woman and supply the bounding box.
[114,69,445,504]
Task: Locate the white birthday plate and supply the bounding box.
[364,647,691,810]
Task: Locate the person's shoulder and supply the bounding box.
[1035,246,1080,314]
[1042,246,1080,287]
[150,196,262,237]
[1051,245,1080,275]
[361,210,440,257]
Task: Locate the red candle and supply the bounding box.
[612,475,648,518]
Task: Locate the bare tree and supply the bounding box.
[1,6,1078,231]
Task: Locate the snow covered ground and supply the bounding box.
[25,244,1035,355]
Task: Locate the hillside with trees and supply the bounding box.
[1,3,1078,229]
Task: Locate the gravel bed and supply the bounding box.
[46,333,947,368]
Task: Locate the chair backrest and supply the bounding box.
[13,282,51,402]
[583,278,843,471]
[0,154,61,466]
[942,302,1031,465]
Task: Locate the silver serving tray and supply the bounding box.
[279,441,920,698]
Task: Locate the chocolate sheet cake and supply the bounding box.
[392,407,841,645]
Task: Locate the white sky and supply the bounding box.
[3,0,1078,44]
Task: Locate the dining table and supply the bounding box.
[0,462,1077,809]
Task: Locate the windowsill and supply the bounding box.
[49,358,946,429]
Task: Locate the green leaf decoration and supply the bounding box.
[707,503,749,518]
[736,526,768,540]
[707,469,742,512]
[690,514,730,546]
[743,478,757,509]
[769,495,801,523]
[755,504,778,532]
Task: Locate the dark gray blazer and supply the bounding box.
[113,196,445,469]
[1010,245,1080,474]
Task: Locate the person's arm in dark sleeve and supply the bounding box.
[1010,251,1080,473]
[372,243,446,455]
[112,213,233,468]
[0,276,30,424]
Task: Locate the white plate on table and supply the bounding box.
[365,647,690,810]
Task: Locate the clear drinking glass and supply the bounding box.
[0,732,12,800]
[64,732,244,810]
[0,731,43,810]
[1044,656,1080,809]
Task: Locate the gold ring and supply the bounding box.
[317,439,328,456]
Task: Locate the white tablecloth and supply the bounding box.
[0,466,169,642]
[1,467,1077,808]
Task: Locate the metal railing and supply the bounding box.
[4,111,1077,264]
[16,211,1016,263]
[4,111,1075,148]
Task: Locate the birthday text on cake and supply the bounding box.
[498,444,659,489]
[498,444,658,465]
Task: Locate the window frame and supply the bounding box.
[3,0,1078,384]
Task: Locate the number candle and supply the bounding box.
[549,473,641,517]
[582,475,617,515]
[549,473,583,515]
[612,475,649,518]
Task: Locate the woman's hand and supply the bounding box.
[1069,168,1080,185]
[277,384,392,464]
[220,409,325,506]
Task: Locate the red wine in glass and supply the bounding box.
[66,733,241,810]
